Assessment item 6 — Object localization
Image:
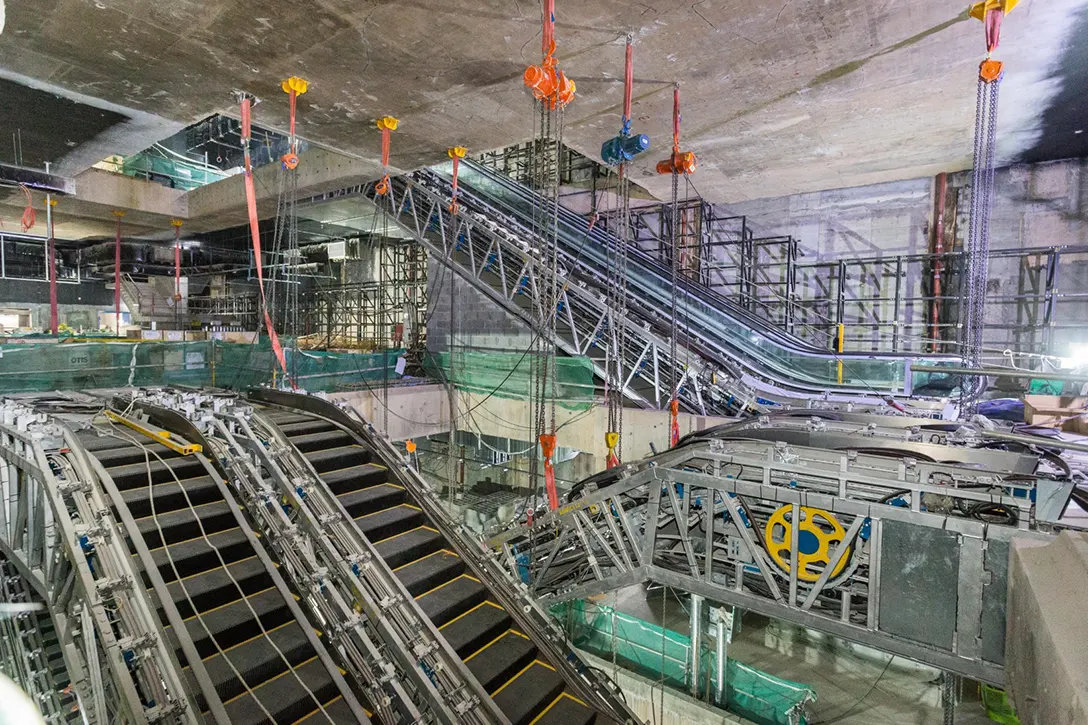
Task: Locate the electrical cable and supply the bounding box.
[811,655,895,724]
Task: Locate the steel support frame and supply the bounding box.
[494,439,1054,685]
[209,400,502,725]
[0,402,198,725]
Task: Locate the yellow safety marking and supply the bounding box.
[464,630,515,662]
[509,629,529,640]
[199,621,292,661]
[374,525,438,545]
[222,657,318,704]
[132,499,224,522]
[180,585,276,621]
[413,574,477,601]
[104,410,202,455]
[392,548,459,572]
[355,503,420,520]
[320,462,387,476]
[490,660,548,697]
[438,600,505,631]
[528,692,587,724]
[291,695,344,725]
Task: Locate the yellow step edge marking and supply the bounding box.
[180,585,276,622]
[319,462,388,476]
[413,574,477,601]
[291,694,344,725]
[355,503,420,520]
[464,630,515,663]
[222,656,318,705]
[490,660,547,697]
[199,621,293,661]
[438,600,504,631]
[171,555,256,584]
[373,525,438,545]
[132,499,225,522]
[509,630,529,640]
[392,548,458,572]
[563,692,588,707]
[528,693,565,725]
[537,659,556,672]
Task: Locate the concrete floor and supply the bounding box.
[608,583,995,725]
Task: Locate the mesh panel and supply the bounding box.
[422,350,595,410]
[0,340,403,394]
[553,599,815,725]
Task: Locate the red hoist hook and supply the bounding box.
[280,76,308,170]
[523,0,576,109]
[539,433,559,510]
[448,146,468,214]
[970,0,1016,82]
[375,116,399,195]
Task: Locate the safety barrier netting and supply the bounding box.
[0,340,404,394]
[553,599,815,725]
[422,350,596,411]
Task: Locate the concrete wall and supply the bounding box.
[0,278,117,331]
[713,157,1088,356]
[425,258,533,352]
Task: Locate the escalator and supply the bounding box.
[415,160,956,406]
[255,401,616,725]
[78,422,367,725]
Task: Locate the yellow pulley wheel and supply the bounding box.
[764,505,850,582]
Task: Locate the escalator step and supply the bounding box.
[261,411,313,425]
[355,504,425,542]
[277,419,338,437]
[77,434,136,452]
[466,631,537,692]
[139,528,252,584]
[416,575,488,627]
[294,695,358,725]
[373,527,444,568]
[169,587,295,659]
[194,622,316,706]
[121,475,222,519]
[135,500,237,549]
[394,550,464,597]
[166,556,273,619]
[220,656,340,725]
[93,442,180,468]
[305,446,371,473]
[321,464,389,495]
[531,693,597,725]
[106,457,209,490]
[439,601,513,657]
[290,430,356,453]
[492,661,566,725]
[336,484,406,518]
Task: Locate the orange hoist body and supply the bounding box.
[524,57,576,110]
[656,151,698,176]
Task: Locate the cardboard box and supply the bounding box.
[1024,395,1088,432]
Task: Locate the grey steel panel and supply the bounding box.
[879,520,960,650]
[981,538,1010,665]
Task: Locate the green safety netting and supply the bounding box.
[0,340,405,394]
[422,351,596,411]
[553,599,815,725]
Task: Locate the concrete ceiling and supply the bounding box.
[1,0,1087,209]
